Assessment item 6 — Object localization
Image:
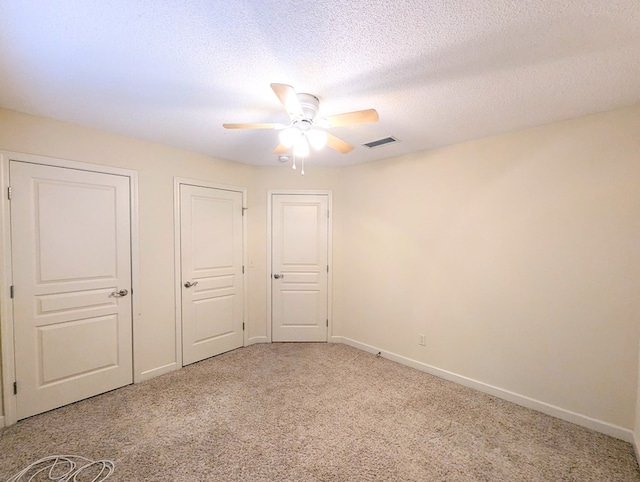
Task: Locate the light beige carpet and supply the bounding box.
[0,343,638,481]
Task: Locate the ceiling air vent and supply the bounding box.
[363,136,399,149]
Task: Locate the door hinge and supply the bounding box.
[242,266,245,274]
[326,319,329,327]
[13,381,17,395]
[242,207,247,216]
[327,265,329,273]
[7,186,12,200]
[10,285,14,298]
[242,322,245,331]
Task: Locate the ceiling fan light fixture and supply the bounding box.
[307,129,327,150]
[224,83,379,160]
[279,127,299,148]
[293,136,310,157]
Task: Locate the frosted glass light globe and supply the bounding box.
[293,137,310,157]
[307,129,327,150]
[279,127,299,148]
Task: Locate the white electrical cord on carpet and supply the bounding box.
[5,455,114,482]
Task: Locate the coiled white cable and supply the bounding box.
[5,455,114,482]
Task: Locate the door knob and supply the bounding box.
[111,289,129,297]
[273,274,284,279]
[184,281,199,288]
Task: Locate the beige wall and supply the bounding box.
[335,105,640,430]
[1,105,639,436]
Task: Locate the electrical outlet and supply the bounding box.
[419,334,426,346]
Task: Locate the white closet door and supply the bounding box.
[180,184,244,365]
[11,161,133,420]
[271,194,328,342]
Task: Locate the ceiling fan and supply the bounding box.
[223,83,379,158]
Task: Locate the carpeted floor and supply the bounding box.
[1,343,638,481]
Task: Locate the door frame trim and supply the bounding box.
[173,178,248,367]
[267,190,333,343]
[0,151,140,427]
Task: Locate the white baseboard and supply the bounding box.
[137,362,178,383]
[137,339,270,383]
[248,336,268,345]
[335,336,634,443]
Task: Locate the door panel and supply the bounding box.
[272,194,328,342]
[37,181,118,281]
[40,316,118,383]
[11,161,133,420]
[180,185,243,365]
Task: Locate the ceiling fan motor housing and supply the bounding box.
[296,93,320,122]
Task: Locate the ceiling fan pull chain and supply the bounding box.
[292,155,297,170]
[301,156,305,175]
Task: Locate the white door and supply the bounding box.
[10,161,133,420]
[180,184,244,365]
[272,194,329,342]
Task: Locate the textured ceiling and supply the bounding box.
[1,1,639,167]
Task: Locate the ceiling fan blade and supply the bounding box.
[273,144,289,154]
[223,123,283,129]
[326,133,354,154]
[324,109,379,127]
[271,83,304,118]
